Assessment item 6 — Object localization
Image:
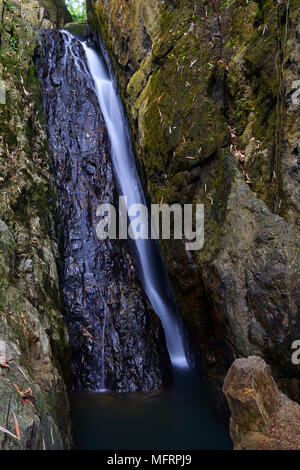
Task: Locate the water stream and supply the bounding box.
[44,30,231,449]
[79,34,188,368]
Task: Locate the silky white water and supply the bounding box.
[63,33,188,368]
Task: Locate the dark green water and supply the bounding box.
[71,367,232,450]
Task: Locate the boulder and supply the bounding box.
[63,21,92,39]
[223,356,300,450]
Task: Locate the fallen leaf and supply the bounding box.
[82,327,93,340]
[0,363,10,369]
[12,412,20,440]
[14,384,34,404]
[0,425,18,440]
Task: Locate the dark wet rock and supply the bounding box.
[223,356,300,450]
[38,30,172,392]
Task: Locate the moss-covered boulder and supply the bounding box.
[0,0,72,449]
[88,0,300,413]
[63,21,91,38]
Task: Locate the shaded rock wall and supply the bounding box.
[0,0,72,449]
[38,30,172,393]
[223,356,300,450]
[88,0,300,410]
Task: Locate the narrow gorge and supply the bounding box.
[0,0,299,452]
[38,28,173,393]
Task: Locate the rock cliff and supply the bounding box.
[38,29,172,392]
[0,0,72,449]
[88,0,300,411]
[223,356,300,450]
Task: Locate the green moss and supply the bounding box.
[63,21,91,38]
[88,0,300,390]
[224,0,291,216]
[0,0,72,448]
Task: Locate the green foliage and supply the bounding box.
[234,97,255,131]
[223,0,250,8]
[4,1,15,11]
[226,34,240,48]
[9,32,18,51]
[223,0,235,7]
[65,0,86,22]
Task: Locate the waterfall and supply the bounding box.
[39,28,174,392]
[61,31,188,368]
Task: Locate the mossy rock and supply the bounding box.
[0,0,72,449]
[88,0,300,409]
[63,21,92,39]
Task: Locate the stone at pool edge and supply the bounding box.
[223,356,300,450]
[63,21,92,39]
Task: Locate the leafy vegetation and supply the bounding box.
[65,0,86,22]
[4,0,15,11]
[9,33,18,51]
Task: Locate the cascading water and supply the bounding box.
[39,28,231,450]
[38,29,173,393]
[73,32,188,368]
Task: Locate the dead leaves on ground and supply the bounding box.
[0,357,13,370]
[230,127,252,185]
[0,356,36,408]
[20,75,30,98]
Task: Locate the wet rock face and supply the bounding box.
[38,30,172,392]
[88,0,300,408]
[223,356,300,450]
[0,0,72,451]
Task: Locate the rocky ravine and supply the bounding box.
[88,0,300,412]
[0,0,72,449]
[223,356,300,450]
[38,29,172,392]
